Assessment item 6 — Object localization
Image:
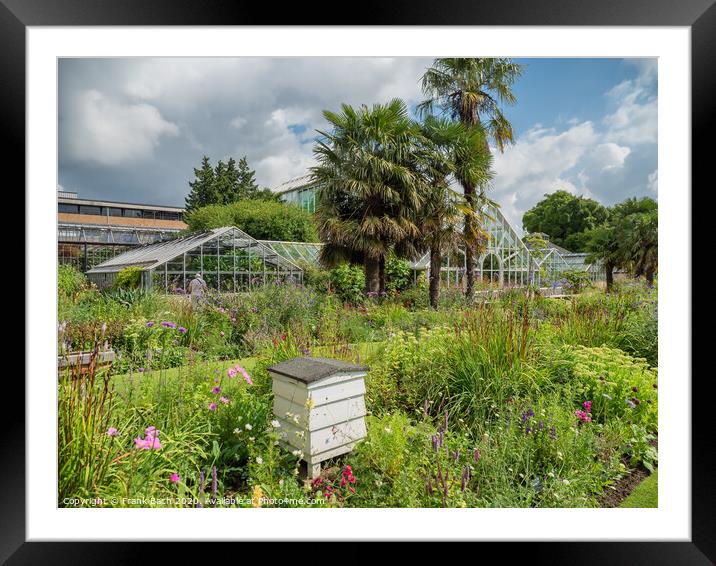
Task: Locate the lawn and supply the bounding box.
[619,471,658,508]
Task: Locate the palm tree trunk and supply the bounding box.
[364,257,380,295]
[378,255,386,296]
[429,246,442,309]
[463,185,476,299]
[645,266,655,287]
[605,261,614,293]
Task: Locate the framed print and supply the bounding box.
[8,0,710,560]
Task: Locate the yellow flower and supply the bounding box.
[305,397,315,410]
[251,484,263,508]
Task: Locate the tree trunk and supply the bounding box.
[364,257,380,295]
[605,261,614,293]
[429,246,442,309]
[645,266,655,287]
[463,185,476,299]
[378,255,386,296]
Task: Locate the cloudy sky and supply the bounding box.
[58,57,657,231]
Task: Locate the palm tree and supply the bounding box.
[586,197,658,292]
[311,99,425,295]
[416,116,493,308]
[620,202,658,286]
[419,58,524,298]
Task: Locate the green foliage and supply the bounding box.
[624,425,658,472]
[185,199,318,242]
[58,265,88,300]
[522,190,609,251]
[385,256,413,293]
[114,267,143,290]
[329,264,365,304]
[545,344,658,431]
[562,269,593,294]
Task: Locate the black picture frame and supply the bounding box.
[8,0,709,561]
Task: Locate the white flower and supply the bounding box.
[233,428,241,434]
[271,420,281,428]
[249,437,255,442]
[384,427,392,433]
[256,457,263,465]
[562,479,570,485]
[245,423,253,430]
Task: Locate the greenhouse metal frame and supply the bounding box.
[87,226,303,292]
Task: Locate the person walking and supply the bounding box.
[187,272,208,310]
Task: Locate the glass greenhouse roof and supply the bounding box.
[88,227,301,275]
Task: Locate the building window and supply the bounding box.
[58,203,79,214]
[124,209,142,218]
[79,205,101,215]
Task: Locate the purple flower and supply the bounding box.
[208,402,217,411]
[138,368,145,373]
[178,327,188,334]
[211,386,221,395]
[431,435,438,453]
[474,448,481,462]
[106,427,119,437]
[550,426,556,440]
[626,399,637,409]
[161,321,177,329]
[146,321,155,328]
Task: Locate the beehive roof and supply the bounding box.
[268,357,368,383]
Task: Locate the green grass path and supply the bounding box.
[619,470,658,508]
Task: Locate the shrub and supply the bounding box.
[562,269,593,294]
[58,265,87,300]
[546,344,658,431]
[185,200,319,242]
[329,264,365,304]
[385,256,413,293]
[113,267,144,290]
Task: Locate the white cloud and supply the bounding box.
[592,142,631,170]
[603,61,657,146]
[490,121,600,229]
[63,90,179,166]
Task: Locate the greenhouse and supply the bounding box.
[86,226,303,292]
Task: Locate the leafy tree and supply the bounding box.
[185,200,318,242]
[522,190,609,251]
[419,58,524,298]
[312,99,427,295]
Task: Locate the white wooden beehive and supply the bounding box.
[268,357,368,478]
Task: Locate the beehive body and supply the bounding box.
[269,358,368,475]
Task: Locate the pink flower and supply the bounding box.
[582,400,592,412]
[227,367,237,378]
[220,396,230,405]
[106,427,119,437]
[170,473,180,483]
[575,410,592,423]
[212,386,221,395]
[134,434,162,450]
[208,402,218,411]
[145,426,158,437]
[234,365,253,385]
